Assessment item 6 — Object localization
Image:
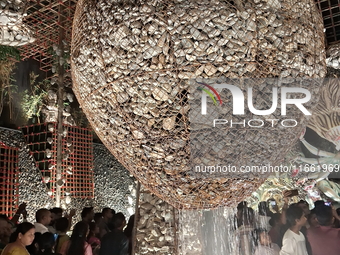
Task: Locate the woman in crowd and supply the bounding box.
[1,222,35,255]
[87,222,100,255]
[60,221,92,255]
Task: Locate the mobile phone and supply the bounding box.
[284,189,299,197]
[53,233,58,241]
[270,201,276,206]
[325,202,332,206]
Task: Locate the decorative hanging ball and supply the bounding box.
[71,0,326,209]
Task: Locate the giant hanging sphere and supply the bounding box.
[71,0,326,209]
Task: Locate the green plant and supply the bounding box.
[0,59,17,118]
[21,72,50,122]
[0,45,20,61]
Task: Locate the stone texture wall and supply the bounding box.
[135,186,177,255]
[0,127,136,222]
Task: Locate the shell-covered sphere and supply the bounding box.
[71,0,326,209]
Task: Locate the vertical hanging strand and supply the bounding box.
[56,3,66,207]
[131,181,141,255]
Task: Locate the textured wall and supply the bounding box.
[0,127,136,222]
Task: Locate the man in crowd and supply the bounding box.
[99,208,114,238]
[280,206,308,255]
[81,207,94,224]
[307,205,340,255]
[34,208,52,233]
[100,212,128,255]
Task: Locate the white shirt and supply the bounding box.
[34,222,49,234]
[280,229,308,255]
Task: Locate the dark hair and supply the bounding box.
[240,207,254,226]
[37,232,55,254]
[50,207,63,215]
[237,201,247,210]
[315,205,333,226]
[81,207,93,220]
[314,200,325,207]
[0,214,9,221]
[258,201,269,216]
[36,209,50,222]
[66,221,89,255]
[254,228,267,246]
[298,200,308,205]
[269,213,281,227]
[124,215,135,238]
[286,206,304,227]
[10,222,35,243]
[112,213,126,229]
[102,208,111,215]
[94,213,102,223]
[55,217,69,232]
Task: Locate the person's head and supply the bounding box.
[50,207,63,225]
[10,222,35,246]
[0,217,8,237]
[314,200,325,208]
[315,205,333,226]
[37,232,56,254]
[81,207,94,223]
[112,213,126,231]
[255,228,271,246]
[308,209,319,228]
[237,201,247,219]
[67,221,89,255]
[239,207,254,226]
[258,201,270,216]
[55,217,69,233]
[36,209,52,226]
[88,221,99,237]
[102,208,113,221]
[297,200,310,215]
[286,206,307,228]
[269,213,281,228]
[94,213,103,224]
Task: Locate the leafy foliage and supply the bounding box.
[0,45,20,61]
[21,73,50,122]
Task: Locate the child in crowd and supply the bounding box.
[254,228,280,255]
[280,206,308,255]
[55,217,70,254]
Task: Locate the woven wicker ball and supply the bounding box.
[71,0,326,209]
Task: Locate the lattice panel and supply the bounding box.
[315,0,340,45]
[20,123,94,199]
[0,142,19,216]
[19,0,78,72]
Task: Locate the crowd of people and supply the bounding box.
[1,194,340,255]
[236,192,340,255]
[0,205,134,255]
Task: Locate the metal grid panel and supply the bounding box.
[62,125,94,198]
[20,123,57,194]
[20,123,94,199]
[20,0,78,72]
[0,142,19,216]
[315,0,340,45]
